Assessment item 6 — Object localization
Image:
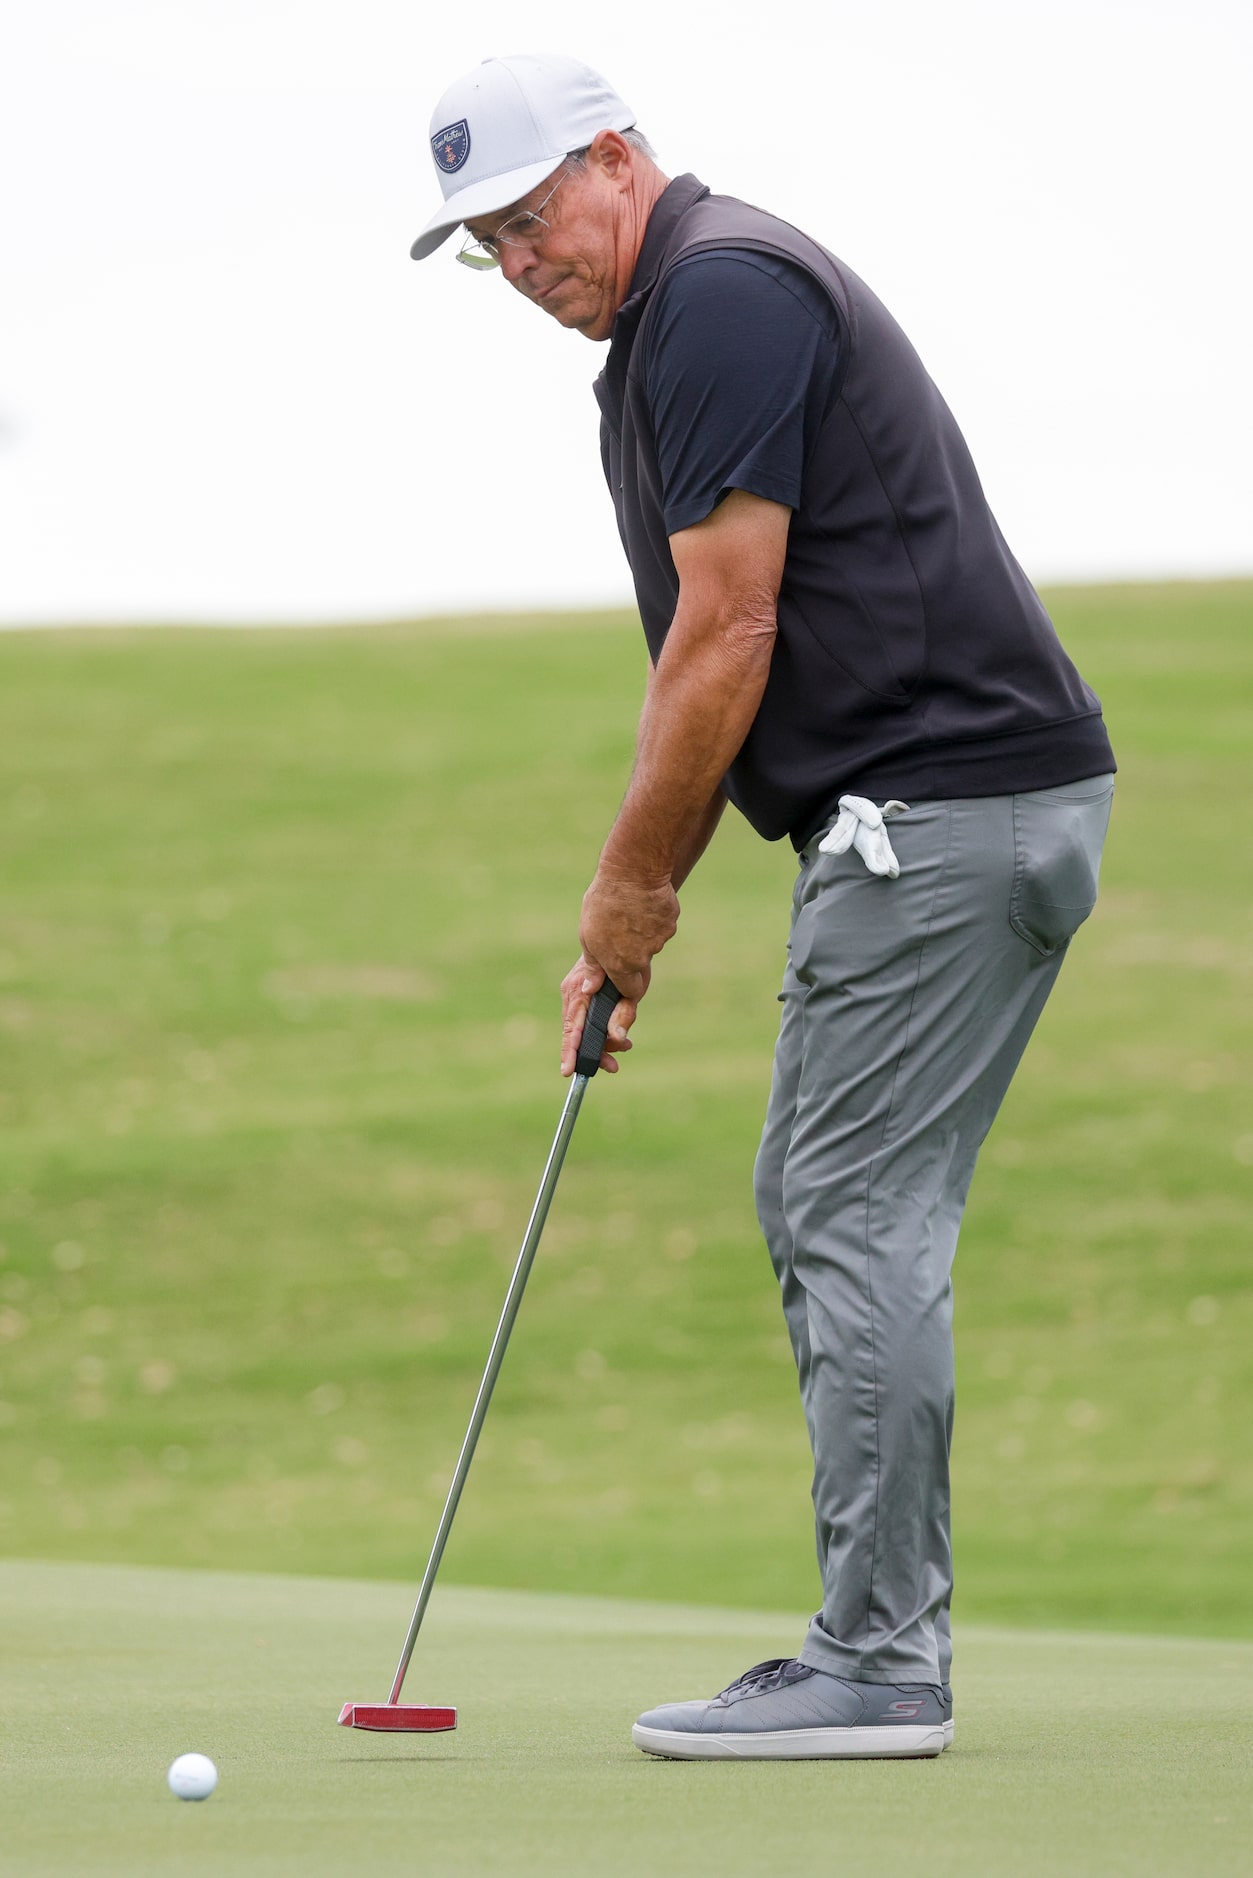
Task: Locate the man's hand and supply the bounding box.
[559,873,679,1075]
[579,868,679,1002]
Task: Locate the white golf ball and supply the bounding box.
[167,1752,217,1801]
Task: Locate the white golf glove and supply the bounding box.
[817,795,910,879]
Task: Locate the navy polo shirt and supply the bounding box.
[639,248,841,538]
[596,175,1114,842]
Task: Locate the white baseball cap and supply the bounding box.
[410,54,636,261]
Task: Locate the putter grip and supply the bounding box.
[575,979,622,1078]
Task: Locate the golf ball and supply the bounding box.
[167,1752,218,1801]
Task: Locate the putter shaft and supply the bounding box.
[387,1072,590,1705]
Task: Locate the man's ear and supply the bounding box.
[587,129,633,182]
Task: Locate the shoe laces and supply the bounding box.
[718,1658,813,1700]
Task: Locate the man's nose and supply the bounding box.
[499,242,538,289]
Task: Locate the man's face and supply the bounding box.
[464,158,625,342]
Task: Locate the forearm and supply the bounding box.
[671,787,727,891]
[565,492,787,1051]
[599,608,774,887]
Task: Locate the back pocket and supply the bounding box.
[1010,777,1114,956]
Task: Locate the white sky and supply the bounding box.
[1,0,1249,624]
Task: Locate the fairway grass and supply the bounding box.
[0,580,1250,1639]
[2,1561,1249,1878]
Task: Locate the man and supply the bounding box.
[411,53,1115,1761]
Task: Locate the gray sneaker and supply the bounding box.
[632,1658,952,1761]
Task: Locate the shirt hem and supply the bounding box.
[785,717,1117,849]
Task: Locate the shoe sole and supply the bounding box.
[632,1721,950,1761]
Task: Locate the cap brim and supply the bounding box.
[409,155,566,261]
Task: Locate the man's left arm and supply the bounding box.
[559,487,790,1075]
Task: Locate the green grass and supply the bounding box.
[3,1561,1250,1877]
[0,582,1249,1639]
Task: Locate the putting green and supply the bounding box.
[2,1563,1248,1876]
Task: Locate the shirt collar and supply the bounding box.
[618,173,711,317]
[595,174,710,426]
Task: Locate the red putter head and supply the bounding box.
[338,1703,457,1732]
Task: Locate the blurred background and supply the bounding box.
[3,0,1251,623]
[1,0,1249,1644]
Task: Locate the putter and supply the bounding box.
[338,977,622,1733]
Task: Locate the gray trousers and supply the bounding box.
[754,778,1114,1685]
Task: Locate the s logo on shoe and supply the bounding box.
[886,1700,926,1718]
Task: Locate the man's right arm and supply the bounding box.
[560,490,790,1076]
[562,250,829,1072]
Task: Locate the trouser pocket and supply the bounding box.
[1009,775,1114,956]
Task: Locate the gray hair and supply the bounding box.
[565,128,657,165]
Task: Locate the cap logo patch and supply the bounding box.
[432,120,471,175]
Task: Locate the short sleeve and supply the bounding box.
[640,250,841,538]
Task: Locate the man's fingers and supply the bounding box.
[559,959,641,1075]
[607,996,637,1045]
[559,957,601,1076]
[585,1003,635,1073]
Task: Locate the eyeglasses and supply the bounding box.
[456,172,569,270]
